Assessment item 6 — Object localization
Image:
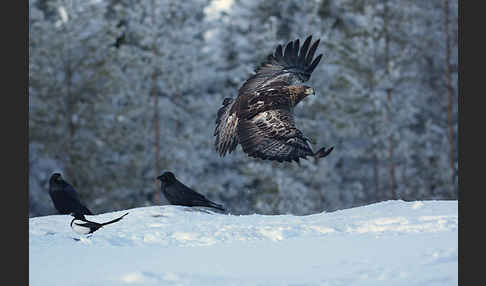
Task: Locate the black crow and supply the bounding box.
[70,212,129,235]
[156,172,226,212]
[48,173,93,215]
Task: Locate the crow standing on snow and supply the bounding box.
[70,212,129,235]
[48,173,93,215]
[156,172,226,212]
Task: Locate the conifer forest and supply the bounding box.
[29,0,458,217]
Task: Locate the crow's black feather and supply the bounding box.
[49,173,93,215]
[157,172,226,212]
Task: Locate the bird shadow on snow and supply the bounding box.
[151,206,226,217]
[183,207,224,215]
[150,214,168,218]
[71,236,92,244]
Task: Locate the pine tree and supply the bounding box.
[108,0,216,204]
[29,0,128,213]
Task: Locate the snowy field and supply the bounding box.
[29,200,458,286]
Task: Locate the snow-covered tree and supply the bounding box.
[29,0,129,214]
[29,0,458,217]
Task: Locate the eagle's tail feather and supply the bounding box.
[214,97,239,157]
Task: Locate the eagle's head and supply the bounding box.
[289,85,314,107]
[304,86,315,96]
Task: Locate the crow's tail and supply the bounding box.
[100,212,129,226]
[209,202,226,212]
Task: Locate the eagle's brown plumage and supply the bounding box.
[214,35,333,162]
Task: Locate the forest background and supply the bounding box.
[29,0,458,217]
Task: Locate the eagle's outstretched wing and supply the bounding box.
[236,84,315,163]
[237,109,314,163]
[238,35,323,97]
[237,111,315,162]
[214,81,289,157]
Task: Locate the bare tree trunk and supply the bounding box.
[66,64,75,182]
[443,0,457,195]
[386,89,397,200]
[64,2,75,184]
[151,0,161,204]
[152,72,160,204]
[383,0,398,200]
[373,152,380,198]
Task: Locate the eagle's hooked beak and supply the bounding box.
[305,87,315,96]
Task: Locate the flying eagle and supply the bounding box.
[214,35,334,163]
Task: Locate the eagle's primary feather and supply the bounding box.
[214,35,333,162]
[214,97,239,157]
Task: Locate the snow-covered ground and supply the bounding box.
[29,200,458,286]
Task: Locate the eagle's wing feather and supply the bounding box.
[214,98,240,157]
[236,88,314,162]
[243,83,292,119]
[238,35,322,96]
[237,109,314,162]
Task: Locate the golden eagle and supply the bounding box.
[214,35,334,163]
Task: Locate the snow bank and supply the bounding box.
[29,200,458,286]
